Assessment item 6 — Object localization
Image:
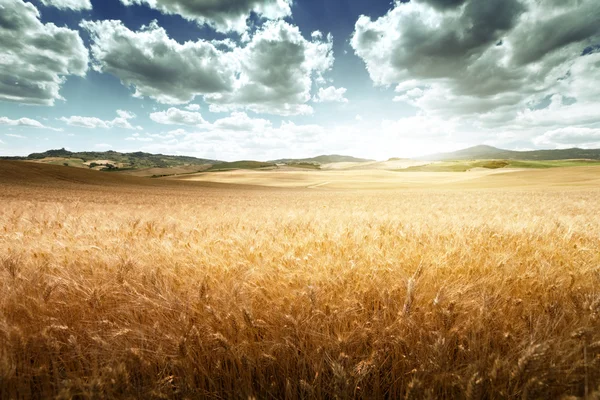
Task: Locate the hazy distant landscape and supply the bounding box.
[5,144,600,179]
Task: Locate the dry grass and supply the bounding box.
[1,161,600,399]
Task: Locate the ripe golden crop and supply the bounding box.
[1,164,600,398]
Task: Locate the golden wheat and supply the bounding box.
[1,176,600,398]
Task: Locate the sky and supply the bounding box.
[0,0,599,161]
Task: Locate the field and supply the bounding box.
[1,161,600,399]
[400,160,600,173]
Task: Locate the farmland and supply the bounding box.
[1,161,600,398]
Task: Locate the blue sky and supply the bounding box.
[1,0,599,160]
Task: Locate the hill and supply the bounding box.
[5,148,222,170]
[418,145,600,161]
[0,160,267,194]
[206,161,276,171]
[271,154,374,164]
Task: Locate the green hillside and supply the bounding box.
[8,148,222,170]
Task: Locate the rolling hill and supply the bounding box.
[418,145,600,161]
[2,148,222,170]
[271,154,374,164]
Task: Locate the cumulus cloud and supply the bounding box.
[0,116,60,130]
[40,0,92,11]
[150,107,207,126]
[140,111,324,159]
[213,111,272,131]
[185,104,201,111]
[59,110,141,129]
[140,110,469,161]
[205,21,334,116]
[81,20,235,105]
[313,86,348,103]
[119,0,292,33]
[0,0,89,105]
[533,127,600,148]
[125,132,154,142]
[82,19,334,116]
[351,0,600,148]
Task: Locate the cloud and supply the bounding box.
[205,20,334,116]
[351,0,600,148]
[150,107,207,126]
[59,110,140,129]
[313,86,348,103]
[5,133,27,139]
[0,116,60,130]
[185,104,201,111]
[81,20,235,105]
[39,0,92,11]
[141,111,326,160]
[82,19,334,116]
[139,110,471,161]
[533,127,600,148]
[213,111,272,131]
[125,134,154,142]
[119,0,292,33]
[0,0,88,106]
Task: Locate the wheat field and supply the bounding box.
[1,161,600,399]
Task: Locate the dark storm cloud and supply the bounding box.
[511,1,600,65]
[387,0,525,78]
[351,0,600,108]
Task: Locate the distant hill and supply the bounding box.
[3,148,222,170]
[271,154,374,164]
[418,145,600,161]
[206,161,276,171]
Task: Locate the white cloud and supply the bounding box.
[0,116,60,131]
[533,127,600,148]
[185,104,201,111]
[82,19,334,116]
[150,107,207,126]
[125,134,154,142]
[116,109,136,119]
[139,110,471,161]
[213,112,272,132]
[40,0,92,11]
[0,0,89,105]
[94,143,112,149]
[59,110,139,129]
[313,86,348,103]
[119,0,292,34]
[5,133,27,139]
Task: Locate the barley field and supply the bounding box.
[1,161,600,399]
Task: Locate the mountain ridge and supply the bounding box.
[417,145,600,161]
[270,154,374,164]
